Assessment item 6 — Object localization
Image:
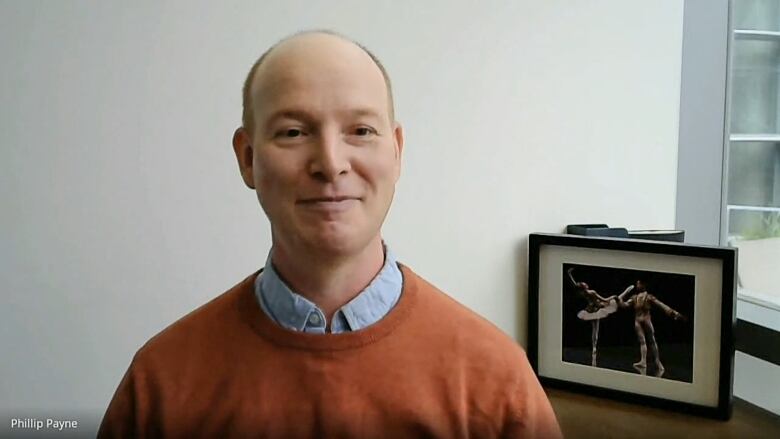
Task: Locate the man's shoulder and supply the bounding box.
[132,270,258,366]
[403,266,526,360]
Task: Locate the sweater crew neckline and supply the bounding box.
[237,263,420,351]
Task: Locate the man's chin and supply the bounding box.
[300,230,375,256]
[306,237,361,255]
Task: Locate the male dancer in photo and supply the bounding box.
[618,280,686,376]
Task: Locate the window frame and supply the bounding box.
[675,0,780,415]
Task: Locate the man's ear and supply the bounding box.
[232,127,255,189]
[392,122,404,179]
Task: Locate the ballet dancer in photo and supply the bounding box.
[566,268,619,366]
[618,280,686,376]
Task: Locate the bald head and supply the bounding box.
[241,31,395,136]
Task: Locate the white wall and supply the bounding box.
[0,0,683,435]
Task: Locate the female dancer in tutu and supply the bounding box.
[566,268,620,366]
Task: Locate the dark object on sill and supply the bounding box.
[628,230,685,242]
[565,224,629,238]
[566,224,685,243]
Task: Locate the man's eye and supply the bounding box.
[277,128,305,138]
[354,127,375,136]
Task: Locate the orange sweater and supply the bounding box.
[98,264,561,438]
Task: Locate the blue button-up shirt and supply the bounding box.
[254,245,403,334]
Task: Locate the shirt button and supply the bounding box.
[308,313,321,325]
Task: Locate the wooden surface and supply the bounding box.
[547,387,780,438]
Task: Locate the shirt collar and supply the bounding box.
[254,243,403,333]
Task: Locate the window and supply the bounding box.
[677,0,780,416]
[726,0,780,311]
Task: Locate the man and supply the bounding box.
[98,30,562,438]
[618,280,686,376]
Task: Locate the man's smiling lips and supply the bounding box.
[297,196,362,213]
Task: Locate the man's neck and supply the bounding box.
[270,237,386,321]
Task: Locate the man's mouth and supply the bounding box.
[297,196,361,213]
[299,196,361,203]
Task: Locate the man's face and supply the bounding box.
[240,35,403,256]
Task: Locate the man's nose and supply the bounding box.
[308,129,351,181]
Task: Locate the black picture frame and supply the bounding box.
[528,233,737,420]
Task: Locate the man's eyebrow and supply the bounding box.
[264,110,315,125]
[347,108,382,119]
[263,108,384,129]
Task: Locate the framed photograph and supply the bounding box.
[527,233,737,419]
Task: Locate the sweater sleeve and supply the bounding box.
[501,352,563,439]
[97,356,153,439]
